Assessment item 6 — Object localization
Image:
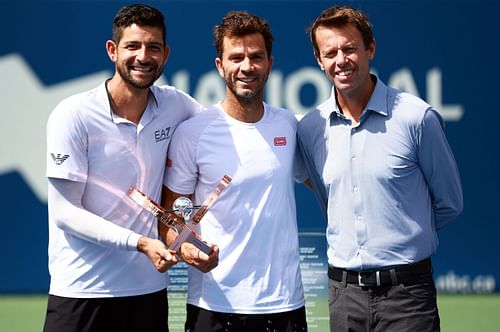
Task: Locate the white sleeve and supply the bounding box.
[163,120,199,194]
[46,99,89,182]
[280,107,308,183]
[48,178,142,251]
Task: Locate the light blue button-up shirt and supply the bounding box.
[297,76,463,270]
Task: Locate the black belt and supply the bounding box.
[328,258,432,287]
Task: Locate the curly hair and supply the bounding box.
[213,11,273,59]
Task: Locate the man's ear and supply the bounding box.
[368,39,376,60]
[316,58,325,71]
[106,40,118,63]
[215,57,224,78]
[162,45,170,65]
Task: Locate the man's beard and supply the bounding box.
[117,63,164,90]
[225,71,269,102]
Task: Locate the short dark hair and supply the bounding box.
[309,6,374,58]
[112,4,166,44]
[213,11,273,59]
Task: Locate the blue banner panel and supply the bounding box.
[0,0,498,300]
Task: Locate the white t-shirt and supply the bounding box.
[164,103,306,314]
[46,82,203,298]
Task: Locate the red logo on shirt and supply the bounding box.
[274,137,287,146]
[166,159,172,168]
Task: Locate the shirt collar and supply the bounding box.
[103,79,159,122]
[317,74,389,120]
[365,75,388,117]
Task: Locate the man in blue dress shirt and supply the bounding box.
[297,5,463,332]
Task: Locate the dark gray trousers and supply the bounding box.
[328,275,440,332]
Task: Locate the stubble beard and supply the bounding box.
[225,70,269,103]
[117,63,164,90]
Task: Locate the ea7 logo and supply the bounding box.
[155,127,171,142]
[51,153,70,165]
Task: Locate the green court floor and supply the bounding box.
[0,294,499,331]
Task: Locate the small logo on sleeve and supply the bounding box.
[51,153,70,165]
[274,137,287,146]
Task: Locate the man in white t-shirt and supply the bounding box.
[43,4,217,332]
[161,11,308,332]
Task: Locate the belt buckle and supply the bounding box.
[358,271,381,286]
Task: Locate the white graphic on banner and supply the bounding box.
[0,53,464,203]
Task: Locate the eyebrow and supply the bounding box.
[322,42,357,54]
[122,40,164,47]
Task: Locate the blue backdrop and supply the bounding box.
[1,0,498,293]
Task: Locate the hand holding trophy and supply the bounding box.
[128,175,231,255]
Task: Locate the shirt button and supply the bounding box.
[353,185,359,192]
